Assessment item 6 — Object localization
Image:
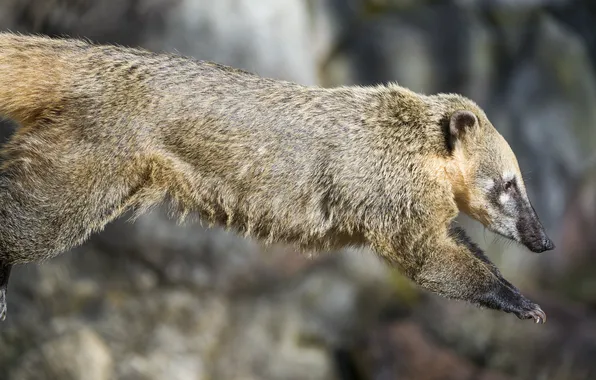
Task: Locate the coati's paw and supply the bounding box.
[515,301,546,324]
[0,288,6,321]
[478,282,546,324]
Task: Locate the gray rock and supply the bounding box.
[10,327,113,380]
[142,0,318,84]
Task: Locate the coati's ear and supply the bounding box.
[446,110,477,150]
[450,110,477,138]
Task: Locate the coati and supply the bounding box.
[0,33,554,323]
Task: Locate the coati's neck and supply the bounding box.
[360,84,449,155]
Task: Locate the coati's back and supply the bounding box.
[0,33,389,251]
[0,32,367,147]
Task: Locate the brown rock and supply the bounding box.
[357,321,510,380]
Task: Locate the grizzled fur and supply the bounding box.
[0,33,552,322]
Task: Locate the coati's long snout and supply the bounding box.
[482,172,556,254]
[482,175,555,254]
[516,200,555,253]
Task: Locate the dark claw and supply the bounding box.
[529,306,547,324]
[518,303,546,324]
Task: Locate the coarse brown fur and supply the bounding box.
[0,33,552,322]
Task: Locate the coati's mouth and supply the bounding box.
[486,224,554,254]
[486,214,555,253]
[520,234,555,253]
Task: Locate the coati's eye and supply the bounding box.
[504,180,513,192]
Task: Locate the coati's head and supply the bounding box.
[441,96,554,253]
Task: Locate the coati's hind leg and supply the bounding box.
[0,264,11,321]
[0,126,153,320]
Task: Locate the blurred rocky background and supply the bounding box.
[1,0,596,379]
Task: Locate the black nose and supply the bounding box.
[532,237,555,253]
[526,236,555,253]
[543,237,555,251]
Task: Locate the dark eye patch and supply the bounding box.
[488,177,519,210]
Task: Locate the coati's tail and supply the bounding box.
[0,33,77,126]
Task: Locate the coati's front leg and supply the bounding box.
[448,224,519,292]
[446,226,546,321]
[374,228,546,323]
[0,263,11,321]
